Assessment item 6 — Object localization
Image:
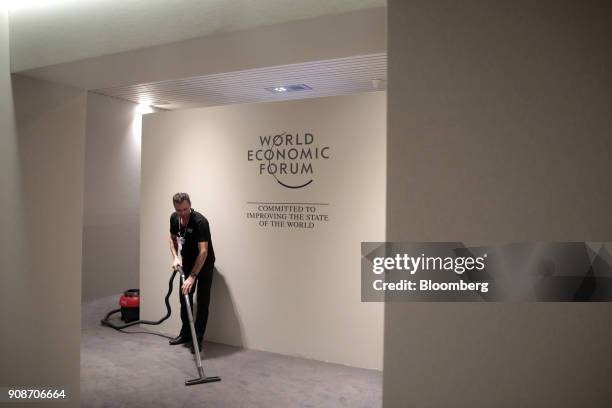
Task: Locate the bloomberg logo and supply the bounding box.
[247,131,330,189]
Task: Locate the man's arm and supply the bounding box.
[191,241,209,277]
[181,241,208,294]
[169,234,181,270]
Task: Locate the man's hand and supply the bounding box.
[182,275,195,295]
[172,257,182,271]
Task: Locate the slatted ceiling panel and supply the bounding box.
[92,53,387,110]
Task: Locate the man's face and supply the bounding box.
[174,200,191,221]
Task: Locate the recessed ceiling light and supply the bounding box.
[136,104,154,115]
[265,84,312,94]
[371,78,387,90]
[137,98,170,106]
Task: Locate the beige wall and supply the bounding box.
[82,93,153,301]
[141,92,386,369]
[385,1,612,407]
[0,42,86,408]
[0,7,29,396]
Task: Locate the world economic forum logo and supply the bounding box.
[247,132,330,189]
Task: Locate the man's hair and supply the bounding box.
[172,192,191,205]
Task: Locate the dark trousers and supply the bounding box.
[179,263,214,341]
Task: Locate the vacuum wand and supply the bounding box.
[178,267,221,386]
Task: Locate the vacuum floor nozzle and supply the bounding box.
[185,376,221,386]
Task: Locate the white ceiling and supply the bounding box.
[9,0,385,72]
[92,53,387,110]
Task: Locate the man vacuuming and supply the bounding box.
[168,192,216,354]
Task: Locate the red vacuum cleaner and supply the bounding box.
[119,289,140,323]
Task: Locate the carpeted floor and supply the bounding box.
[81,296,382,408]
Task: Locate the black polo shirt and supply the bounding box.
[170,209,216,270]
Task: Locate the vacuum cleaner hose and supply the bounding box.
[100,268,179,330]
